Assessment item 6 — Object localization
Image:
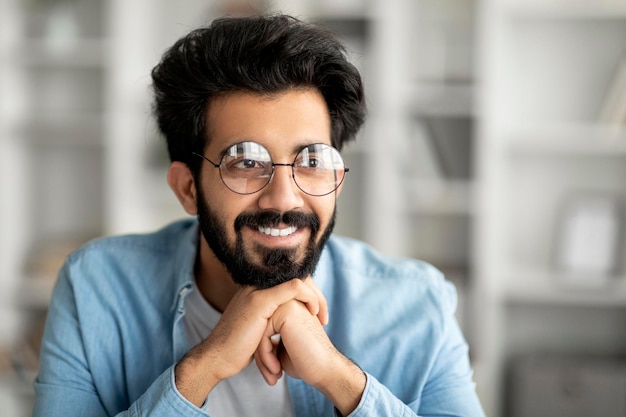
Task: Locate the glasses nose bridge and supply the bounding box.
[270,162,296,178]
[272,162,294,167]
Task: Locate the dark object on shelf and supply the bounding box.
[509,355,626,417]
[422,116,473,179]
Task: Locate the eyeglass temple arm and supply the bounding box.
[191,152,220,168]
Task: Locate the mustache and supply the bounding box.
[234,210,320,234]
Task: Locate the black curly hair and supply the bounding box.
[151,14,367,176]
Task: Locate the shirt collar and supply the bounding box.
[170,218,201,312]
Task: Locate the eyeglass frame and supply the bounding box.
[191,141,349,197]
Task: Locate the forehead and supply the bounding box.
[204,88,332,156]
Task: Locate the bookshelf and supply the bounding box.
[0,1,109,415]
[475,0,626,415]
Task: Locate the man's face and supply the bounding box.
[195,89,341,289]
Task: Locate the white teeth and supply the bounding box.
[257,225,298,237]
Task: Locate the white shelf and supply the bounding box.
[271,0,371,21]
[409,81,477,117]
[0,375,34,417]
[504,269,626,307]
[504,0,626,19]
[505,124,626,156]
[15,114,104,148]
[405,178,473,215]
[309,9,370,21]
[8,39,110,69]
[19,276,57,310]
[307,2,370,20]
[475,1,626,415]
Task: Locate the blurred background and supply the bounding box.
[1,0,626,415]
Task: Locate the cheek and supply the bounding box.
[218,206,242,239]
[214,195,259,233]
[199,182,240,234]
[313,198,337,229]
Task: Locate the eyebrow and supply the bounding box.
[290,141,326,154]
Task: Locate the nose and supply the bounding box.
[257,164,304,212]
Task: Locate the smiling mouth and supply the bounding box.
[257,225,299,237]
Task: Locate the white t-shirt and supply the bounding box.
[183,282,295,417]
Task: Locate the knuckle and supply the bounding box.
[284,299,301,312]
[287,299,309,316]
[288,278,303,290]
[247,290,265,309]
[285,278,307,296]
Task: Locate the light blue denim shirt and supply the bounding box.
[33,219,485,417]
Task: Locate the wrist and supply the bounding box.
[315,355,366,417]
[174,350,221,407]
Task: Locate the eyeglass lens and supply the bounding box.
[218,141,346,196]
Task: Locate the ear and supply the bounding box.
[167,161,198,215]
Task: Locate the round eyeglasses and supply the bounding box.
[192,141,349,196]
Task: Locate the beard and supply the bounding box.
[196,188,336,289]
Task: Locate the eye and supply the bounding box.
[297,152,323,169]
[303,157,319,168]
[239,158,259,169]
[223,157,268,172]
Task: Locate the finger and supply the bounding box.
[304,277,329,326]
[255,279,320,320]
[287,279,320,318]
[276,339,292,372]
[258,321,282,375]
[254,352,281,385]
[254,325,283,386]
[254,350,282,386]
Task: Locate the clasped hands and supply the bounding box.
[175,277,365,415]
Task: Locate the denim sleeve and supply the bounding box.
[347,282,485,417]
[414,282,485,417]
[121,369,209,417]
[32,263,208,417]
[347,373,413,417]
[349,362,484,417]
[348,348,484,417]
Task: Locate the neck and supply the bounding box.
[194,236,239,313]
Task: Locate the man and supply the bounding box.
[33,14,485,417]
